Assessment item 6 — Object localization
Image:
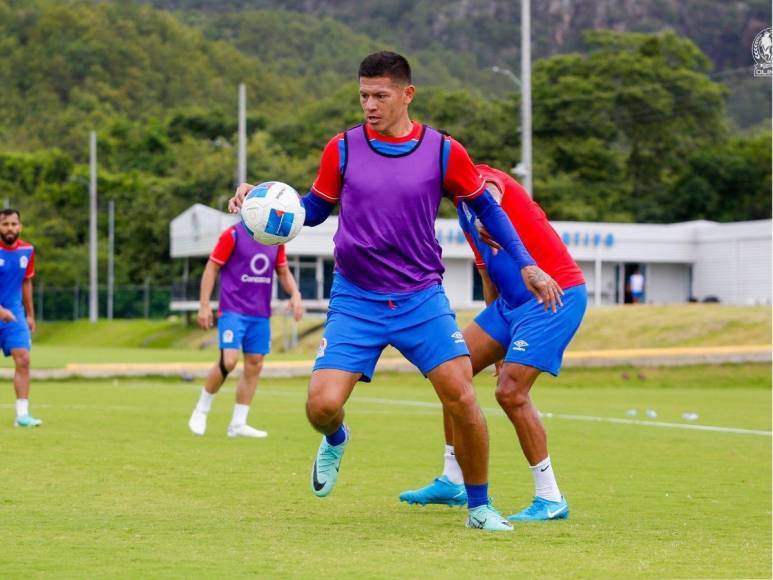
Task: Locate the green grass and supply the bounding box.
[12,305,770,369]
[0,365,770,577]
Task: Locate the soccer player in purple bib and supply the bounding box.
[229,52,561,531]
[188,223,303,438]
[0,209,41,428]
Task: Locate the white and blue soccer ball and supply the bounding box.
[240,181,305,245]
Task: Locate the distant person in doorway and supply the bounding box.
[629,269,644,304]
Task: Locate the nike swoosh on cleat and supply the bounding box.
[469,516,486,528]
[312,460,326,492]
[547,505,568,518]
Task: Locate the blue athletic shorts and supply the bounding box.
[218,311,271,355]
[314,275,469,382]
[474,284,587,376]
[0,309,31,356]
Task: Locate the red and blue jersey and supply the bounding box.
[0,240,34,312]
[310,121,485,204]
[459,165,585,307]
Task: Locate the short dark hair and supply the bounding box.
[358,51,412,84]
[0,208,19,219]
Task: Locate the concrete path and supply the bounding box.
[1,344,769,380]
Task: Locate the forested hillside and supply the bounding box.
[0,0,770,289]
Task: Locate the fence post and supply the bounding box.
[143,278,150,319]
[74,282,80,320]
[37,283,43,322]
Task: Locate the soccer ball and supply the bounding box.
[240,181,305,245]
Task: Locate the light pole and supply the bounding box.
[89,130,98,322]
[490,0,532,197]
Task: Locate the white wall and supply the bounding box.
[647,263,691,304]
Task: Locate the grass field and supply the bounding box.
[1,365,770,577]
[4,304,771,369]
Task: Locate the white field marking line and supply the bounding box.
[351,396,773,438]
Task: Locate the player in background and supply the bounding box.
[399,164,587,521]
[188,222,303,438]
[0,209,41,428]
[229,52,562,531]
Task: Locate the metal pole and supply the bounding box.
[238,83,247,185]
[521,0,533,197]
[143,277,150,319]
[107,199,115,320]
[37,283,43,321]
[89,131,98,322]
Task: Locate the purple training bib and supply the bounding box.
[219,224,279,317]
[334,124,446,293]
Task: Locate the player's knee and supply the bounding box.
[306,392,341,425]
[221,352,239,373]
[495,380,529,410]
[14,351,30,370]
[243,356,263,374]
[443,383,478,418]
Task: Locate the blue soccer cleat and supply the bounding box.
[310,428,348,497]
[507,496,570,521]
[466,502,514,532]
[399,476,467,507]
[14,415,42,428]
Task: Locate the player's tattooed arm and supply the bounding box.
[521,265,564,313]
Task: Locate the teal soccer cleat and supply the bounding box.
[14,415,42,428]
[466,502,514,532]
[507,496,569,521]
[399,476,467,507]
[310,428,348,497]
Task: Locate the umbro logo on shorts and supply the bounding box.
[513,339,528,352]
[451,331,465,344]
[317,337,327,358]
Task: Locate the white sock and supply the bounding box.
[443,445,464,485]
[195,388,215,414]
[230,403,249,427]
[16,399,29,418]
[531,456,562,502]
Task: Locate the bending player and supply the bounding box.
[0,208,41,428]
[188,221,303,438]
[230,52,562,531]
[399,164,587,521]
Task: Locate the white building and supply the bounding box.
[170,204,771,309]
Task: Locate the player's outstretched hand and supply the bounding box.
[228,182,255,213]
[521,265,564,313]
[288,293,304,322]
[197,305,214,330]
[0,308,16,323]
[476,222,502,255]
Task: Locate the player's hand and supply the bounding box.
[288,293,304,322]
[0,308,16,323]
[227,182,255,213]
[197,306,214,330]
[476,222,502,255]
[521,265,564,313]
[26,315,36,333]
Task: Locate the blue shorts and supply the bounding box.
[218,311,271,355]
[474,284,587,376]
[0,311,31,356]
[314,275,469,382]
